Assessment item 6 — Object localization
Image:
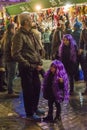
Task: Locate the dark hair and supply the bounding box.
[7,23,14,32]
[0,30,4,40]
[84,20,87,27]
[14,15,18,23]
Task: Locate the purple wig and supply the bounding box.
[43,60,70,103]
[59,34,77,62]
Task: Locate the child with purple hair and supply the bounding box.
[42,60,70,123]
[58,34,77,95]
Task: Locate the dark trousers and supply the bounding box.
[74,56,80,81]
[44,43,51,59]
[48,98,61,117]
[79,55,87,82]
[7,62,16,94]
[19,65,41,117]
[69,75,74,93]
[0,71,5,89]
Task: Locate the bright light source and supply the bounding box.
[36,5,41,11]
[64,3,71,12]
[65,4,71,8]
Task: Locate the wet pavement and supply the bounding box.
[0,60,87,130]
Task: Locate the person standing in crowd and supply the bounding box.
[12,13,44,121]
[31,23,45,78]
[3,23,18,98]
[49,29,55,60]
[72,20,82,81]
[58,34,77,95]
[65,21,72,34]
[31,23,44,58]
[42,60,69,123]
[0,30,7,92]
[51,21,65,60]
[79,20,87,95]
[43,27,51,59]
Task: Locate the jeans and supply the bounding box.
[7,62,16,94]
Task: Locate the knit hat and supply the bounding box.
[74,18,82,29]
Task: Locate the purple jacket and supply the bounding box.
[43,60,70,103]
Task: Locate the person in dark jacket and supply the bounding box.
[12,13,44,121]
[3,23,18,97]
[58,34,77,95]
[72,21,82,81]
[43,60,69,123]
[65,21,72,34]
[51,22,65,60]
[79,20,87,95]
[0,36,7,92]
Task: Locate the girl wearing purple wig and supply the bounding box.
[58,34,77,95]
[43,60,69,123]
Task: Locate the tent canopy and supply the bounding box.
[29,0,86,11]
[6,0,87,15]
[5,2,33,15]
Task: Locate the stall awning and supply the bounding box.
[28,0,87,11]
[5,2,33,15]
[6,0,87,15]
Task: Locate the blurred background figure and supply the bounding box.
[79,19,87,95]
[51,21,65,60]
[43,27,51,60]
[58,34,77,95]
[3,23,18,98]
[0,30,7,92]
[72,20,82,81]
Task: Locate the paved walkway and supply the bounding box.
[0,60,87,130]
[0,79,87,130]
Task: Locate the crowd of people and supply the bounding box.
[0,12,87,123]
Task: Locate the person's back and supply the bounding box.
[43,28,51,59]
[3,23,18,97]
[43,28,50,43]
[51,26,64,59]
[72,21,82,48]
[31,25,45,58]
[65,21,72,34]
[0,39,6,92]
[79,20,87,95]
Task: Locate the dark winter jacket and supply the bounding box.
[0,41,5,71]
[4,32,15,62]
[79,29,87,50]
[72,29,81,48]
[12,27,42,68]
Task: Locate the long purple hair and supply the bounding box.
[59,34,77,62]
[43,60,70,103]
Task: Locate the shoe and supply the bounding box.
[35,109,45,115]
[14,91,20,94]
[82,91,87,95]
[27,114,41,122]
[6,93,19,98]
[0,87,7,92]
[43,116,53,123]
[53,116,61,123]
